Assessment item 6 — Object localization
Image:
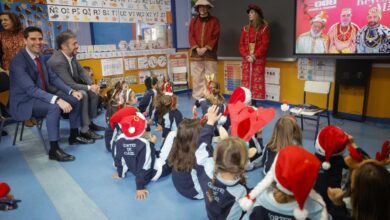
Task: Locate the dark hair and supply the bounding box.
[83,66,91,72]
[168,119,202,172]
[152,77,158,86]
[145,77,152,90]
[56,31,76,50]
[0,12,22,33]
[23,26,43,39]
[208,137,248,202]
[351,162,390,220]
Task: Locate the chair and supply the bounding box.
[13,118,48,154]
[290,81,331,142]
[0,106,13,142]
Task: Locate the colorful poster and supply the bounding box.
[224,61,242,95]
[296,0,390,54]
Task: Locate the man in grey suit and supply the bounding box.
[47,31,104,140]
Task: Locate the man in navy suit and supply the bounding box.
[9,27,92,162]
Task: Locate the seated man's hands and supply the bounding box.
[90,84,100,94]
[71,90,83,101]
[56,99,72,113]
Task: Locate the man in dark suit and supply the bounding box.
[9,27,92,162]
[47,31,104,140]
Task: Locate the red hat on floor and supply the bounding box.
[109,107,138,129]
[315,125,349,170]
[119,112,147,139]
[0,182,10,198]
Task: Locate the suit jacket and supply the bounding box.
[9,48,72,121]
[47,50,92,91]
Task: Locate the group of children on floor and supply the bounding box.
[101,75,390,220]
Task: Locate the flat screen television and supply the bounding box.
[294,0,390,58]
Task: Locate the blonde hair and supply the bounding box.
[207,137,248,202]
[204,81,225,106]
[267,115,302,152]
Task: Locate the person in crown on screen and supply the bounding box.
[356,7,390,54]
[327,8,360,54]
[296,11,329,54]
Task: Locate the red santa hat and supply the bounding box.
[315,125,349,170]
[119,112,147,139]
[224,87,252,116]
[0,182,11,198]
[109,106,138,129]
[163,83,173,96]
[229,101,275,142]
[240,146,327,220]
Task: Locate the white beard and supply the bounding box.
[341,22,350,27]
[310,29,322,38]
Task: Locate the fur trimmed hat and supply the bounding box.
[315,125,349,170]
[224,87,252,116]
[119,112,147,139]
[109,106,138,129]
[240,146,328,220]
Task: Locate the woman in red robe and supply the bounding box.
[239,4,270,100]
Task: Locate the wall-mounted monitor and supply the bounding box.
[294,0,390,58]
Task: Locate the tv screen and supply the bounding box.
[294,0,390,56]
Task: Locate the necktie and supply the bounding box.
[34,57,46,90]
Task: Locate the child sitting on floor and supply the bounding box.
[111,108,172,200]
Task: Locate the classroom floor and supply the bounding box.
[1,94,389,220]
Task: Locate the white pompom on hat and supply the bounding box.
[240,146,328,220]
[315,125,349,170]
[119,112,147,139]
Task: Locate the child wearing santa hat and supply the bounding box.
[104,88,139,152]
[0,182,20,211]
[240,146,328,220]
[313,125,351,211]
[111,107,172,200]
[261,115,302,174]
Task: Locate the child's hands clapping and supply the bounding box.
[206,105,221,126]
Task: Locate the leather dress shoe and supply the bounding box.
[89,122,105,131]
[81,130,103,140]
[49,149,75,162]
[69,135,94,145]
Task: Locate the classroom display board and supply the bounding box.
[211,0,295,58]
